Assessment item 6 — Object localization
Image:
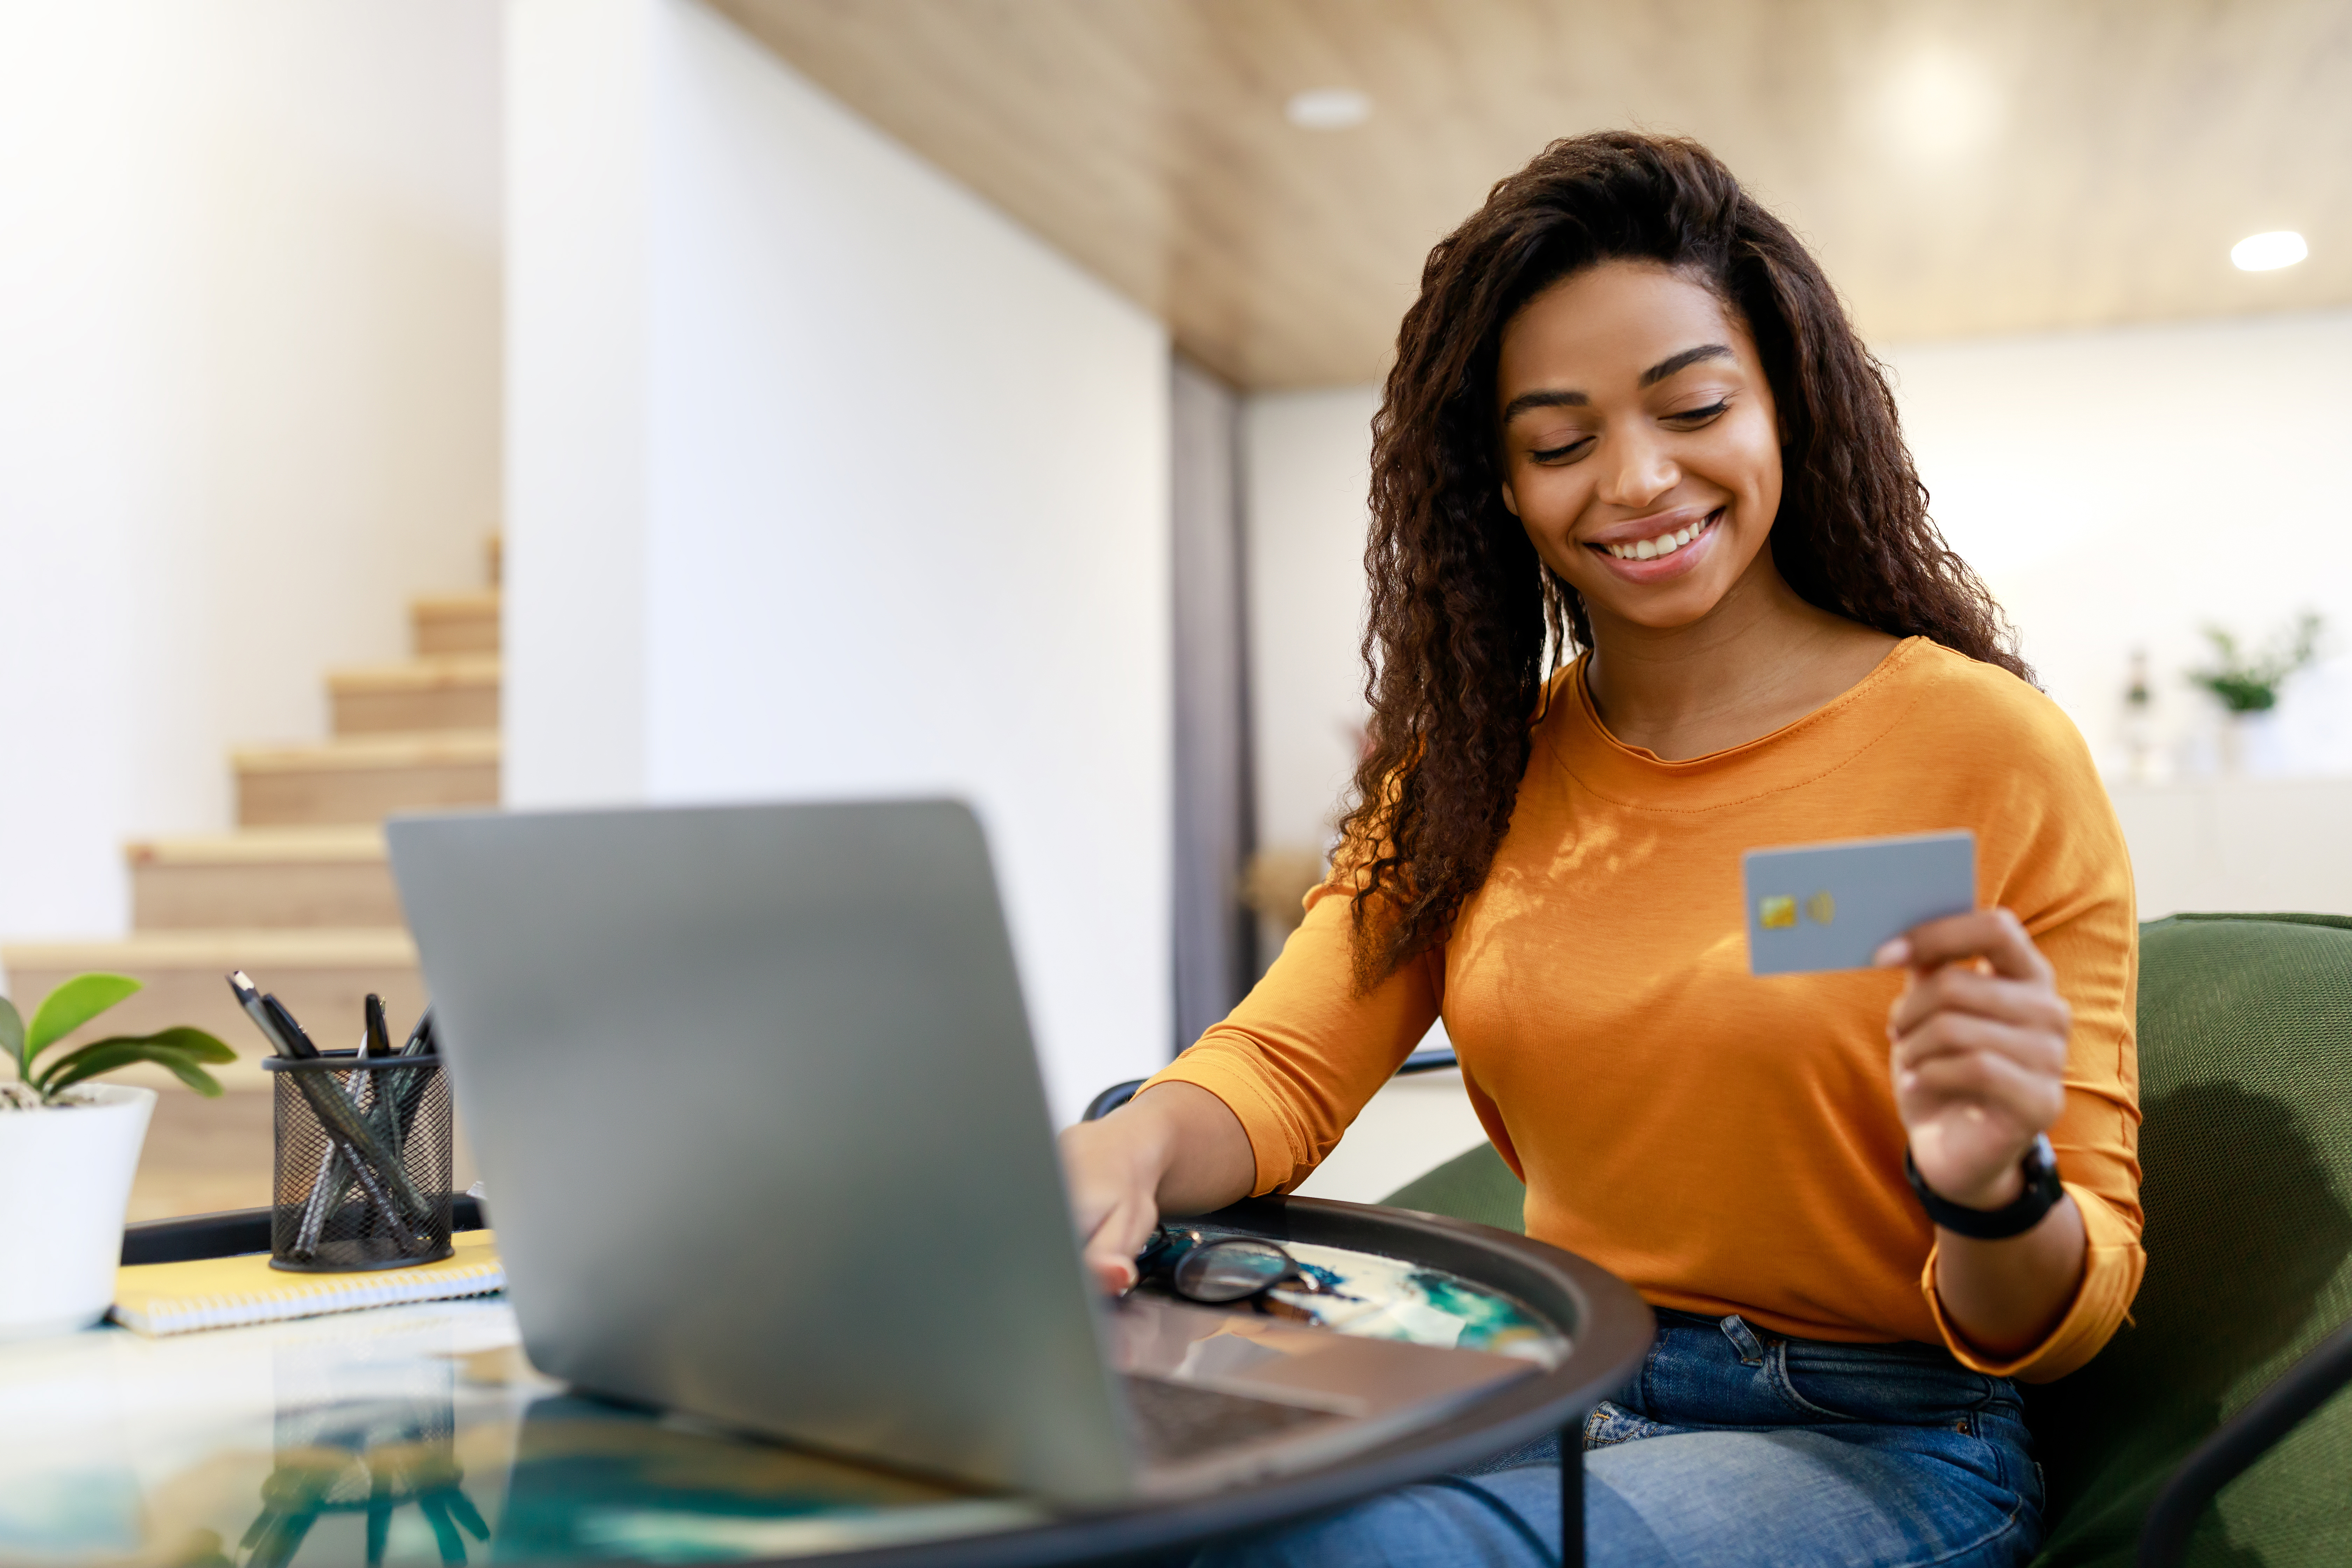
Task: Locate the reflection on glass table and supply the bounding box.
[242,1353,486,1568]
[0,1240,1560,1566]
[0,1301,1031,1567]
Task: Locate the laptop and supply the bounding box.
[385,799,1531,1506]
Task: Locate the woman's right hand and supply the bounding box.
[1058,1113,1169,1294]
[1056,1080,1258,1295]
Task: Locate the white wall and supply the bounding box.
[1242,387,1384,856]
[0,1,501,941]
[1241,313,2352,904]
[506,0,1174,1121]
[504,0,651,805]
[1882,309,2352,780]
[2110,778,2352,919]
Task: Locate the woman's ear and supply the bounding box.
[1500,481,1520,518]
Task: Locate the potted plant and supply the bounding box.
[0,973,235,1338]
[2188,612,2323,773]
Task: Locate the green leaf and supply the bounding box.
[33,1040,152,1094]
[146,1055,226,1098]
[131,1026,237,1064]
[0,996,23,1080]
[36,1034,225,1098]
[25,973,144,1060]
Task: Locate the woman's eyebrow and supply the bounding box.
[1639,343,1734,387]
[1502,343,1737,423]
[1500,387,1588,421]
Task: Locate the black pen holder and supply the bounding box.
[266,1052,454,1272]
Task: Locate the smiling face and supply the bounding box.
[1497,261,1785,638]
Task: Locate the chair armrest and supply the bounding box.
[1082,1079,1146,1122]
[2139,1316,2352,1568]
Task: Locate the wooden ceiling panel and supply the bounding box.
[712,0,2352,388]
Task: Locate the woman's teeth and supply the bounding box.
[1604,517,1712,561]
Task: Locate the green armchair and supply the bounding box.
[1382,913,2352,1567]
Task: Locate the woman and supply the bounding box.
[1060,133,2143,1565]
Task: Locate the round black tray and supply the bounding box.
[122,1194,1652,1567]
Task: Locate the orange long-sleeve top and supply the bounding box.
[1147,637,2144,1382]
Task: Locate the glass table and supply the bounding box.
[0,1198,1652,1567]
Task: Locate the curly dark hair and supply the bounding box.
[1339,130,2025,988]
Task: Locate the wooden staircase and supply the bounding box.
[0,579,498,1217]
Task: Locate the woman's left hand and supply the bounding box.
[1878,908,2072,1212]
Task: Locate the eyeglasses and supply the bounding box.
[1136,1227,1326,1305]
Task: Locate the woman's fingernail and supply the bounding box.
[1874,939,1909,967]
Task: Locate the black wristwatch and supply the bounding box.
[1905,1134,2063,1240]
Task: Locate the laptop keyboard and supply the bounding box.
[1120,1373,1342,1463]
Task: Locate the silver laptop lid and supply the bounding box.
[386,799,1137,1504]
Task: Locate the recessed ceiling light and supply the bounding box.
[2231,231,2309,272]
[1876,47,2000,162]
[1284,88,1371,131]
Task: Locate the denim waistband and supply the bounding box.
[1650,1306,1969,1364]
[1612,1305,2025,1445]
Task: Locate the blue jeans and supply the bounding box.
[1197,1309,2042,1567]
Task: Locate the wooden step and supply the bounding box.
[329,654,500,735]
[235,731,499,827]
[130,1086,278,1222]
[413,591,499,656]
[0,928,422,1093]
[128,827,397,929]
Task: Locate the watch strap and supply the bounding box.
[1906,1133,2062,1240]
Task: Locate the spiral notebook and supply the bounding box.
[112,1229,504,1337]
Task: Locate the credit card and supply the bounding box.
[1742,831,1976,975]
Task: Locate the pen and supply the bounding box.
[292,1147,346,1260]
[231,967,364,1255]
[397,1006,435,1058]
[306,1115,416,1252]
[281,982,366,1257]
[296,994,400,1257]
[263,994,320,1058]
[249,987,410,1182]
[390,1007,438,1146]
[225,973,427,1251]
[363,994,402,1175]
[230,970,303,1056]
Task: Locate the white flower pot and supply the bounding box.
[0,1083,155,1339]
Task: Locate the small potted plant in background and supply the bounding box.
[0,974,234,1338]
[2188,612,2323,774]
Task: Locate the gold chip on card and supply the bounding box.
[1758,895,1796,929]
